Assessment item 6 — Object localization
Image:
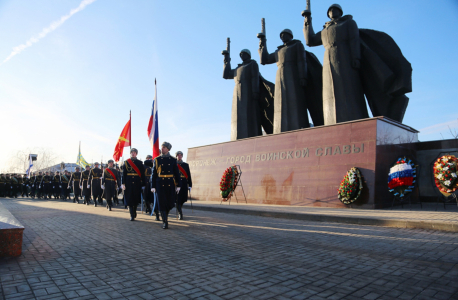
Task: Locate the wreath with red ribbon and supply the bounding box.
[220,166,239,200]
[433,155,458,196]
[337,167,363,205]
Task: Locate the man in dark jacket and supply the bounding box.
[122,148,146,221]
[81,166,92,205]
[90,163,103,206]
[175,151,192,220]
[69,167,82,203]
[151,142,181,229]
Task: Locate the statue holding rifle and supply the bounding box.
[303,1,412,125]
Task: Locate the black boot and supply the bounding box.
[177,204,183,220]
[161,211,168,229]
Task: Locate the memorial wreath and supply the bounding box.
[338,167,363,205]
[220,165,239,200]
[433,155,458,196]
[388,157,416,199]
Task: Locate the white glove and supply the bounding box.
[101,185,105,190]
[87,184,90,188]
[26,185,29,187]
[80,186,82,189]
[142,186,145,191]
[122,184,126,190]
[39,185,41,189]
[188,187,192,191]
[151,188,156,193]
[67,186,70,189]
[59,185,61,188]
[11,187,13,189]
[176,187,181,193]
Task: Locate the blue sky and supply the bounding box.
[0,0,457,171]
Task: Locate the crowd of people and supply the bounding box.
[0,142,192,229]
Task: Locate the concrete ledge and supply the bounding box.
[0,201,24,257]
[183,203,458,233]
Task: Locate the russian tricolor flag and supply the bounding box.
[388,162,414,189]
[147,79,160,158]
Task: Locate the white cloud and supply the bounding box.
[420,119,458,135]
[2,0,97,64]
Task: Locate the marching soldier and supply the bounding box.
[176,151,192,220]
[122,148,146,221]
[61,171,70,200]
[143,155,159,219]
[53,171,62,199]
[81,165,92,205]
[0,174,5,197]
[151,142,181,229]
[30,172,37,199]
[22,174,30,197]
[11,174,19,198]
[42,171,52,199]
[5,174,12,197]
[69,167,82,203]
[90,163,103,207]
[49,171,55,198]
[102,160,121,211]
[35,172,44,199]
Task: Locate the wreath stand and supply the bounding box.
[430,154,458,210]
[390,158,422,210]
[220,165,247,205]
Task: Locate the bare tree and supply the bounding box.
[4,147,60,173]
[440,119,458,140]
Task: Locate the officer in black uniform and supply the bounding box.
[122,148,146,221]
[0,174,5,197]
[22,174,30,197]
[81,165,92,205]
[35,172,44,199]
[151,142,181,229]
[61,171,70,200]
[11,174,20,198]
[143,155,159,219]
[30,172,37,199]
[42,171,52,199]
[53,171,62,199]
[69,167,82,203]
[175,151,192,220]
[90,163,103,206]
[102,160,121,211]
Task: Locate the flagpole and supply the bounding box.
[130,110,132,152]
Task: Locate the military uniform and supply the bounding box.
[61,172,70,200]
[69,170,82,203]
[21,175,29,197]
[143,158,159,219]
[53,173,62,199]
[0,174,5,197]
[5,175,12,197]
[11,174,19,198]
[34,173,44,199]
[102,164,121,210]
[122,155,146,221]
[89,165,103,206]
[81,168,91,205]
[30,173,37,198]
[176,158,192,220]
[42,173,52,199]
[151,152,181,228]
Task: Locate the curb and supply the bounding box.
[183,204,458,233]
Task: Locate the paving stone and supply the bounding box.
[0,198,457,300]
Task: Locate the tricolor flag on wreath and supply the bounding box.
[388,162,414,189]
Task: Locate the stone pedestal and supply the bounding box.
[0,202,24,257]
[187,117,419,208]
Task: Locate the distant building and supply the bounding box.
[38,163,80,173]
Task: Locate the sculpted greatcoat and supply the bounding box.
[260,39,309,133]
[304,15,368,125]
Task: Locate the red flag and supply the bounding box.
[113,120,131,162]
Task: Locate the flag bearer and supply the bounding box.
[122,148,146,221]
[151,142,181,229]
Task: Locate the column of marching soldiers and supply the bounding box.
[0,143,192,229]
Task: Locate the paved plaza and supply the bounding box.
[1,198,458,300]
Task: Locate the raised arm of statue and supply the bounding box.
[222,55,234,80]
[303,17,322,47]
[348,19,361,69]
[258,38,277,65]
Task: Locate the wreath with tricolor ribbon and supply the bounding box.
[220,166,239,200]
[433,155,458,197]
[337,167,363,205]
[388,157,416,199]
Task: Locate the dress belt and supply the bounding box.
[105,178,115,181]
[159,174,173,178]
[92,177,100,179]
[127,173,139,176]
